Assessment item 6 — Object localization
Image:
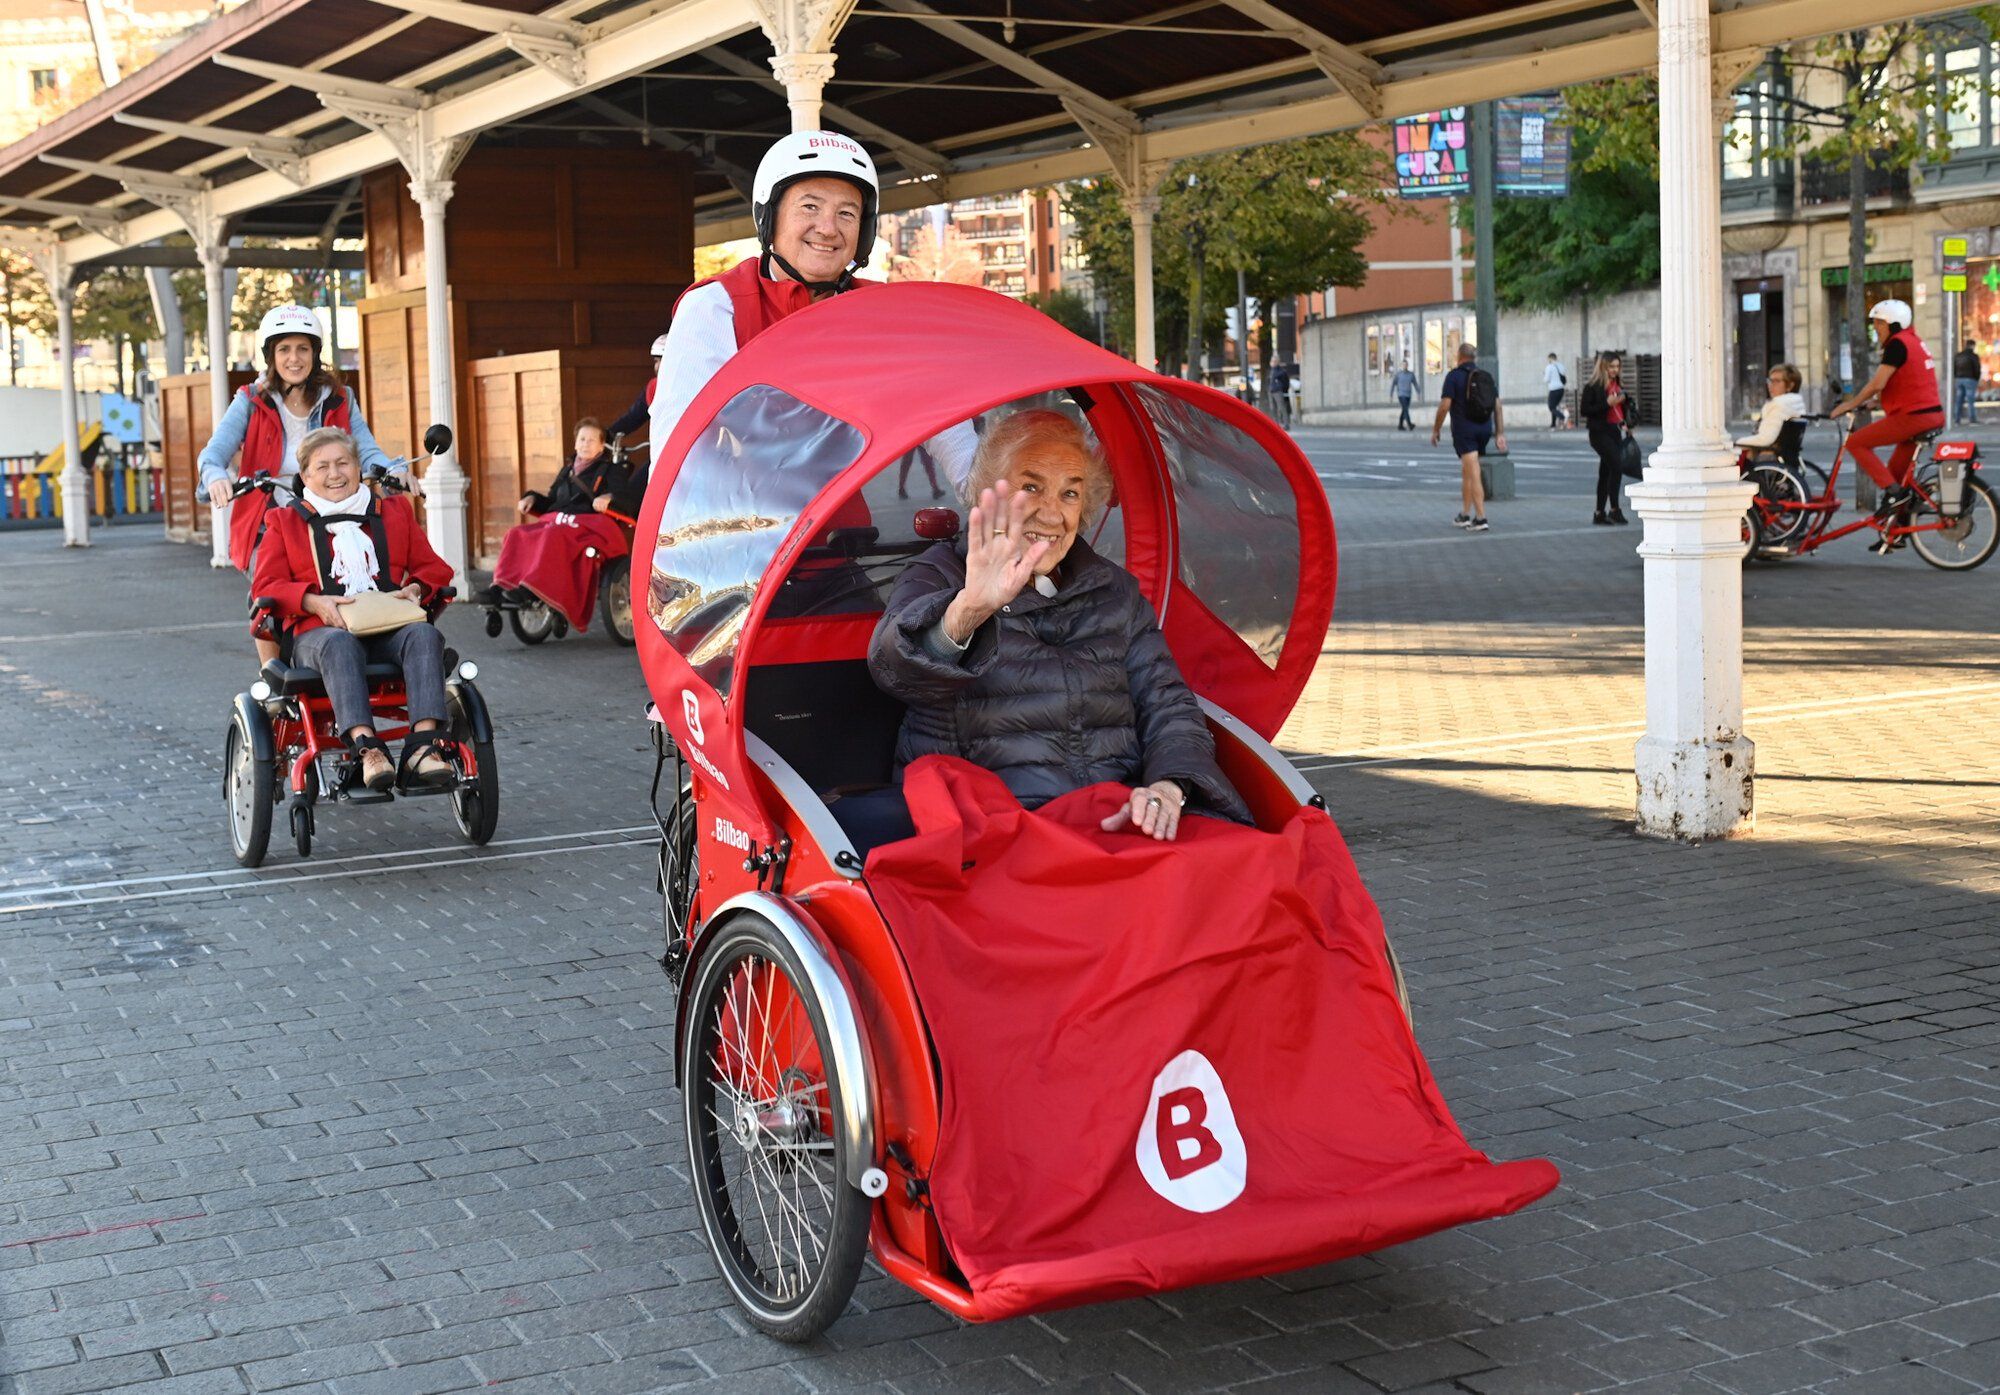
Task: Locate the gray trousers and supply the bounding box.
[293,621,448,736]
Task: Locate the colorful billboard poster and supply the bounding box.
[1394,109,1469,198]
[1495,96,1570,197]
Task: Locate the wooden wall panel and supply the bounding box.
[158,370,253,544]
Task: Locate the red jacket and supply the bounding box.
[251,493,453,637]
[228,385,355,571]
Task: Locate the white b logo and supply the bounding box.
[1134,1050,1246,1213]
[681,689,706,746]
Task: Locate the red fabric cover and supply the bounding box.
[863,757,1560,1321]
[230,386,353,571]
[1880,328,1942,418]
[492,511,629,630]
[250,494,452,637]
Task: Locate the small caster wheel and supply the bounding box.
[289,798,314,858]
[483,610,503,639]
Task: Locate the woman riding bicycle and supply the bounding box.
[1830,299,1942,555]
[199,304,403,572]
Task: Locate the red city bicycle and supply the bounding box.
[1740,414,1999,570]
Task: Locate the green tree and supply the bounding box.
[1483,122,1659,363]
[1024,288,1099,344]
[1569,17,1998,391]
[76,267,161,395]
[1061,133,1387,376]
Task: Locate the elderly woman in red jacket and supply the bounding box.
[251,426,455,792]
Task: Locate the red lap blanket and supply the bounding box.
[492,512,628,631]
[864,757,1560,1320]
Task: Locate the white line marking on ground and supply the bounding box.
[0,838,659,915]
[1343,527,1608,550]
[0,620,247,644]
[1290,679,2000,771]
[0,824,658,900]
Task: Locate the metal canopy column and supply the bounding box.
[751,0,857,130]
[409,153,473,587]
[44,246,89,547]
[1130,189,1161,371]
[1626,0,1755,839]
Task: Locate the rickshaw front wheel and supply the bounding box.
[683,914,869,1341]
[600,558,636,646]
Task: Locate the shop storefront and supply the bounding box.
[1821,261,1912,395]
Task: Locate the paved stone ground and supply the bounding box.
[2,427,1998,1395]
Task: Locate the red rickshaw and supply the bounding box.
[635,283,1558,1340]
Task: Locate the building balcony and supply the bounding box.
[1798,152,1908,210]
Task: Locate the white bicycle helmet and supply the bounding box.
[649,333,670,358]
[752,130,879,275]
[1868,298,1913,331]
[257,303,323,356]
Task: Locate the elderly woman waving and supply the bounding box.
[251,427,456,793]
[864,409,1249,848]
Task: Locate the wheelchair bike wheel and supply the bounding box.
[447,685,500,844]
[509,599,559,645]
[224,706,274,868]
[1910,472,2000,572]
[600,557,637,646]
[1742,463,1809,560]
[683,915,870,1342]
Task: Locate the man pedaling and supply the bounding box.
[1830,298,1943,555]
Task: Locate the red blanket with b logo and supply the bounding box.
[492,511,628,631]
[863,757,1560,1320]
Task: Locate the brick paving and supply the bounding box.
[2,428,1998,1394]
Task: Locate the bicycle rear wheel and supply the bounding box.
[1911,475,2000,571]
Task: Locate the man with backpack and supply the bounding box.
[1431,342,1506,532]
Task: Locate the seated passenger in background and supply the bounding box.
[854,410,1249,853]
[471,418,641,610]
[251,427,455,792]
[1737,363,1808,462]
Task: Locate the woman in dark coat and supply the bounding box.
[1578,353,1637,525]
[470,417,642,615]
[861,409,1249,850]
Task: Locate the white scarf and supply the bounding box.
[302,487,381,596]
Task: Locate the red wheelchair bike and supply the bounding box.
[1741,413,1999,568]
[636,284,1557,1340]
[478,435,643,647]
[223,428,500,866]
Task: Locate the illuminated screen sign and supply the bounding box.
[1495,96,1570,196]
[1394,109,1469,198]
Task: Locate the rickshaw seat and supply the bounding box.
[744,659,905,796]
[259,648,457,698]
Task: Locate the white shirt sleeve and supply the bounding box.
[924,421,980,492]
[648,282,737,458]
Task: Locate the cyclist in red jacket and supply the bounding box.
[1830,298,1942,554]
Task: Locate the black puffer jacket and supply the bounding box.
[869,538,1251,821]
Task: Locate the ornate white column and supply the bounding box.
[1626,0,1755,840]
[753,0,856,132]
[770,51,838,131]
[1131,192,1160,372]
[201,242,234,567]
[54,275,90,548]
[412,175,472,587]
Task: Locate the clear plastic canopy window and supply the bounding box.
[1135,385,1297,669]
[646,384,866,696]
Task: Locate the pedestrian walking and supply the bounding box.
[1391,359,1417,431]
[1543,353,1569,428]
[1953,341,1981,424]
[1430,343,1504,532]
[1579,352,1636,525]
[1268,360,1293,428]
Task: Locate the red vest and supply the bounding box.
[228,384,356,571]
[673,256,877,349]
[1880,327,1943,417]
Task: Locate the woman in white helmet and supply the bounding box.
[198,303,401,571]
[647,130,974,482]
[1830,297,1943,553]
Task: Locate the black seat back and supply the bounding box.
[743,660,905,794]
[1774,418,1807,471]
